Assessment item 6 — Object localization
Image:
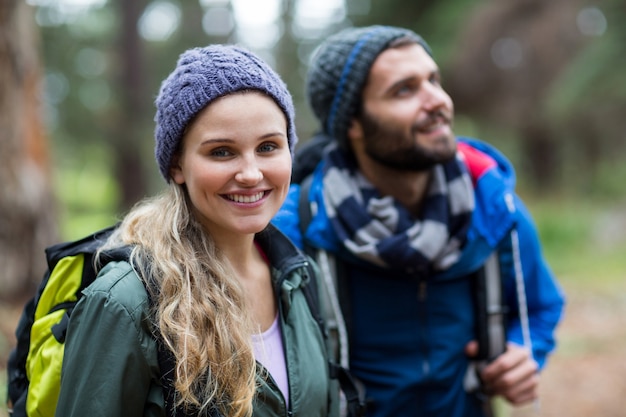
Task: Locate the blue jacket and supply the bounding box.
[272,137,565,417]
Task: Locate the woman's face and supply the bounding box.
[171,91,292,240]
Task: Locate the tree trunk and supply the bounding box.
[0,1,58,302]
[112,0,149,211]
[520,123,560,191]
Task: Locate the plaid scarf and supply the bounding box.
[322,146,474,272]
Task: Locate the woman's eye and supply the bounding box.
[258,142,278,153]
[210,148,232,158]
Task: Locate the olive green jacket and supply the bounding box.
[55,225,338,417]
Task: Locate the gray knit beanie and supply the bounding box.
[306,25,432,148]
[155,44,298,181]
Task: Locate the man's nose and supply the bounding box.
[420,82,450,111]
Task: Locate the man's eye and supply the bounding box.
[395,84,416,97]
[430,74,442,86]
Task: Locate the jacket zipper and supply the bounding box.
[275,259,309,417]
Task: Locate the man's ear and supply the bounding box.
[170,154,185,184]
[347,118,363,142]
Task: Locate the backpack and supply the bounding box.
[6,225,128,417]
[294,136,508,399]
[6,225,365,417]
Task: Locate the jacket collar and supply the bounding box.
[256,223,310,275]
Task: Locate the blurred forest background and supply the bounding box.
[1,0,625,416]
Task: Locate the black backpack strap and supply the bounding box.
[7,295,37,416]
[154,339,222,417]
[144,275,221,417]
[150,317,191,416]
[142,271,182,417]
[291,132,333,184]
[473,251,507,361]
[298,174,314,244]
[329,363,367,417]
[464,250,508,403]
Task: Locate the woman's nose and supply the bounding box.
[234,159,263,184]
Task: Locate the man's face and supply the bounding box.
[351,43,457,171]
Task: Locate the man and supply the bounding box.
[273,25,565,417]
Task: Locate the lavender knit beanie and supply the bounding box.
[154,44,298,181]
[306,25,432,149]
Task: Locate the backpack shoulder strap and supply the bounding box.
[298,173,314,242]
[464,249,508,404]
[301,260,366,417]
[298,174,365,417]
[472,251,507,361]
[298,174,351,362]
[143,271,222,417]
[300,261,325,339]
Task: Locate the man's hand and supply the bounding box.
[465,341,539,405]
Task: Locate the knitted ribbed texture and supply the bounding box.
[306,25,431,149]
[154,44,297,181]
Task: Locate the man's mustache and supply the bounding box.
[412,109,453,132]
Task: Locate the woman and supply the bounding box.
[55,45,336,417]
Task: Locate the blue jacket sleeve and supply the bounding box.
[272,184,304,249]
[505,195,566,369]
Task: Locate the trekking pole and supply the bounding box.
[511,229,540,415]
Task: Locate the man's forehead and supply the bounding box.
[372,44,435,74]
[366,44,437,89]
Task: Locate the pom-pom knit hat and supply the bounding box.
[306,25,432,149]
[154,44,298,181]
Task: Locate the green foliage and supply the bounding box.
[31,0,626,232]
[589,160,626,199]
[545,33,625,120]
[349,0,476,64]
[0,374,6,417]
[54,144,120,240]
[528,197,626,288]
[410,1,477,62]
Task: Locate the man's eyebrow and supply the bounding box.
[386,69,441,93]
[386,76,415,93]
[430,69,442,81]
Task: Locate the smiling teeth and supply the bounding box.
[229,192,264,203]
[421,121,445,133]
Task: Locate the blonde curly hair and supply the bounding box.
[98,183,257,417]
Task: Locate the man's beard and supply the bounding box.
[359,109,456,172]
